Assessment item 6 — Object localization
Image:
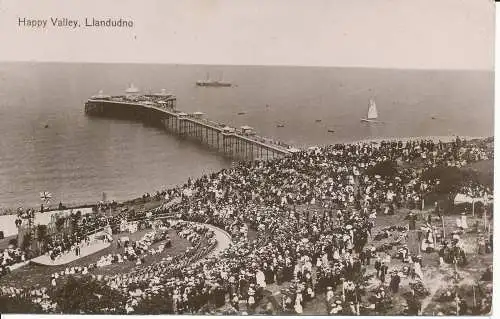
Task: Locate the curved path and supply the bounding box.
[202,223,232,257]
[30,220,232,268]
[169,220,232,260]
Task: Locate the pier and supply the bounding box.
[84,87,295,161]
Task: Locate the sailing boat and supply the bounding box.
[360,99,379,123]
[196,72,232,87]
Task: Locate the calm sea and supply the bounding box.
[0,62,494,209]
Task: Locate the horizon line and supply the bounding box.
[0,60,494,72]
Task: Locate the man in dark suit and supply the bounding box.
[390,272,401,293]
[380,262,389,283]
[374,257,381,278]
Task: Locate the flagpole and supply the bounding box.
[442,216,446,238]
[472,285,476,310]
[483,209,487,231]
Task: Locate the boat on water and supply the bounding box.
[360,99,380,123]
[196,73,232,87]
[277,124,285,128]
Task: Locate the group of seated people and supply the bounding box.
[172,222,215,248]
[96,228,171,268]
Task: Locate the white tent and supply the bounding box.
[454,193,493,205]
[454,193,476,204]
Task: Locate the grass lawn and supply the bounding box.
[0,229,191,289]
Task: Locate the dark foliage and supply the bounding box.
[8,238,18,247]
[21,233,32,251]
[50,275,127,314]
[55,217,65,233]
[365,160,398,178]
[0,295,44,313]
[421,166,482,202]
[134,293,174,314]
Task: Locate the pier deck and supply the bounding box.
[85,95,294,161]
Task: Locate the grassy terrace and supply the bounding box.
[0,229,191,289]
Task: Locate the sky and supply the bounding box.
[0,0,495,69]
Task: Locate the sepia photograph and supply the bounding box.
[0,0,495,316]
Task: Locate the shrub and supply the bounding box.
[51,275,127,314]
[0,295,43,313]
[366,160,398,178]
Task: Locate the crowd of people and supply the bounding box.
[0,246,26,277]
[0,137,494,315]
[47,234,90,261]
[96,228,170,268]
[107,137,490,315]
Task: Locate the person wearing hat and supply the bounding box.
[406,211,418,231]
[335,299,343,309]
[380,262,389,283]
[390,271,401,293]
[348,300,358,315]
[374,256,382,278]
[294,297,303,314]
[282,291,292,313]
[230,293,239,311]
[326,286,334,303]
[247,287,256,311]
[375,287,385,313]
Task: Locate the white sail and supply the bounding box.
[367,99,378,119]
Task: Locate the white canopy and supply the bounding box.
[454,193,493,204]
